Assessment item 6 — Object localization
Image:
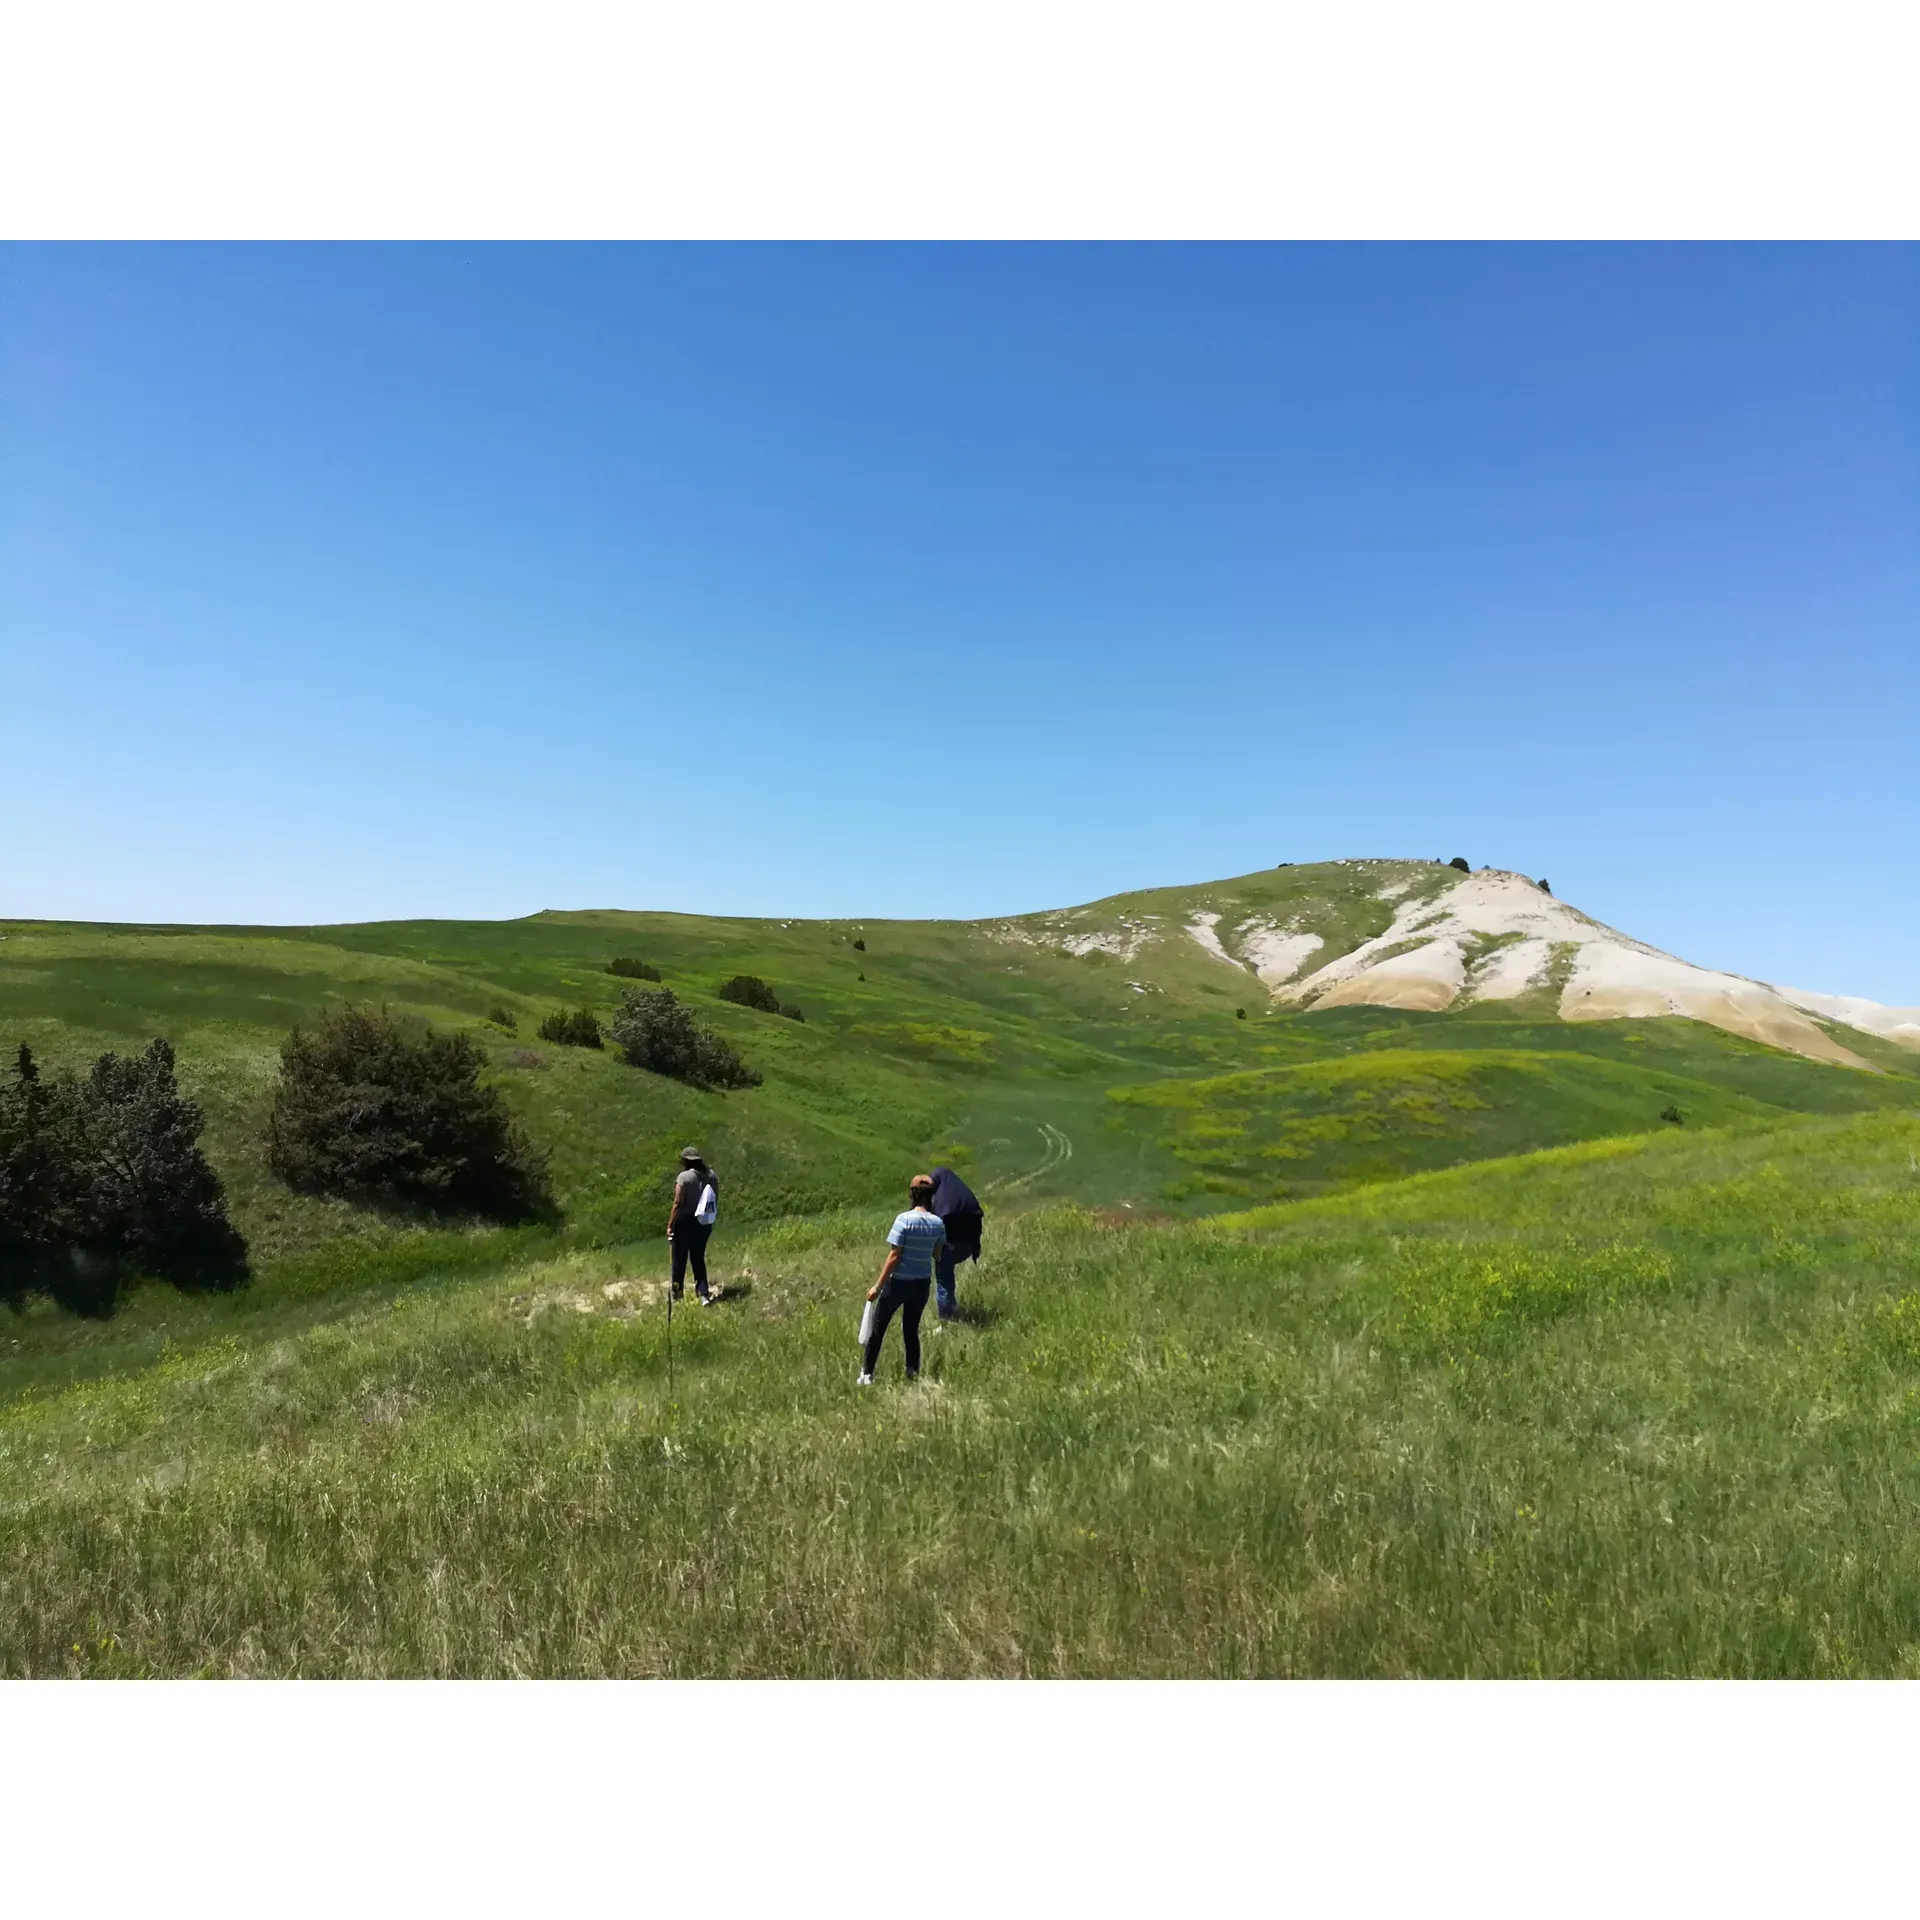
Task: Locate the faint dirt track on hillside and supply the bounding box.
[988,1122,1073,1196]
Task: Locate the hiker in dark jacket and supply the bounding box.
[927,1164,984,1324]
[666,1145,718,1306]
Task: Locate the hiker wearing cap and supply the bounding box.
[667,1146,719,1306]
[859,1173,946,1385]
[926,1165,984,1324]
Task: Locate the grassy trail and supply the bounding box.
[6,1111,1919,1677]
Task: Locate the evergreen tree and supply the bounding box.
[0,1046,57,1308]
[0,1039,247,1315]
[63,1040,249,1292]
[718,974,782,1014]
[268,1004,553,1220]
[537,1007,603,1048]
[610,989,761,1089]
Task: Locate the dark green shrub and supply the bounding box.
[719,974,805,1020]
[487,1006,517,1031]
[718,974,781,1014]
[1,1039,248,1316]
[607,957,661,981]
[610,988,761,1090]
[1449,857,1471,873]
[1660,1104,1683,1126]
[1537,878,1551,895]
[537,1007,603,1049]
[1236,1008,1247,1019]
[852,938,865,952]
[267,1004,552,1221]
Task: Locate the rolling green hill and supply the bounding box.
[3,862,1914,1297]
[5,865,1919,1674]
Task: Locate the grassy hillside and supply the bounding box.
[5,866,1918,1673]
[5,1108,1919,1676]
[1108,1046,1784,1201]
[4,863,1914,1296]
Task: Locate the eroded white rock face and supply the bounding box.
[1185,912,1234,965]
[1277,872,1561,1011]
[1559,944,1865,1067]
[1277,869,1885,1069]
[1239,924,1325,986]
[1769,987,1920,1054]
[1470,937,1553,1000]
[1311,936,1466,1012]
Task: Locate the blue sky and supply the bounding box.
[3,244,1915,1001]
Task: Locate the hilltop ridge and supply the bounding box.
[984,858,1920,1069]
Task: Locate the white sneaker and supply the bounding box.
[857,1373,874,1386]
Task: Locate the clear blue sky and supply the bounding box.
[3,244,1915,1001]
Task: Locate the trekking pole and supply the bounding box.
[665,1250,676,1404]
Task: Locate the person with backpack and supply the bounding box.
[927,1164,984,1325]
[859,1172,946,1385]
[666,1145,719,1306]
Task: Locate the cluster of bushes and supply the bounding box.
[269,1005,552,1222]
[537,1007,603,1048]
[607,957,661,981]
[0,1040,248,1316]
[718,974,805,1022]
[487,1006,517,1031]
[8,956,780,1315]
[611,989,761,1089]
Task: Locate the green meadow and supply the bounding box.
[4,861,1919,1675]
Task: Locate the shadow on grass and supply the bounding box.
[940,1301,1000,1329]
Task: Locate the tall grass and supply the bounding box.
[5,1112,1919,1676]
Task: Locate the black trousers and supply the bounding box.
[670,1221,712,1299]
[864,1276,930,1377]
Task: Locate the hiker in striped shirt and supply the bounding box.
[859,1173,946,1384]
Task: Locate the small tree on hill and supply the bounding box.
[67,1040,249,1292]
[1,1039,247,1315]
[1449,856,1471,873]
[610,988,761,1090]
[607,957,661,981]
[268,1005,552,1221]
[0,1046,59,1308]
[720,974,806,1020]
[537,1007,603,1048]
